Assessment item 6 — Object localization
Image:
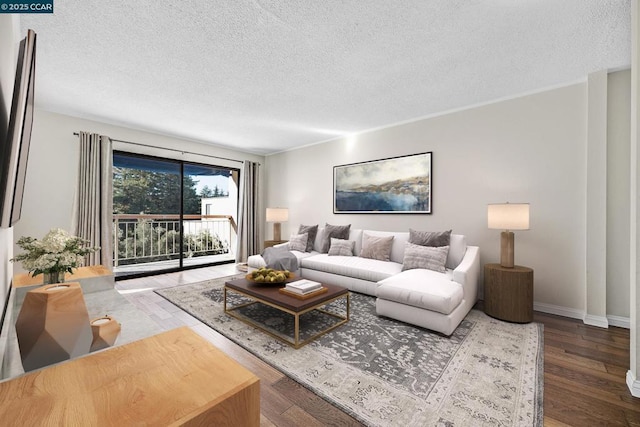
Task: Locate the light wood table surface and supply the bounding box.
[0,326,260,426]
[13,265,112,287]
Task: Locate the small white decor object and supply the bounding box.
[286,279,322,294]
[90,315,122,352]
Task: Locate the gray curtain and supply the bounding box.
[236,161,260,262]
[73,132,113,268]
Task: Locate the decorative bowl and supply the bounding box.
[245,271,295,284]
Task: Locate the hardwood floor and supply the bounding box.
[536,312,640,426]
[117,266,640,426]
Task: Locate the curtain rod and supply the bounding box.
[73,132,248,165]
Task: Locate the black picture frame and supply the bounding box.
[333,152,432,214]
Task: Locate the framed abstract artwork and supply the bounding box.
[333,152,432,214]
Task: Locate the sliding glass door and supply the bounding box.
[182,163,240,269]
[112,152,239,278]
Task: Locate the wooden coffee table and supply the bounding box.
[224,278,349,349]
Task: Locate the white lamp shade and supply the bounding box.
[266,207,289,223]
[488,203,530,230]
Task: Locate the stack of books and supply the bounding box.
[285,279,322,295]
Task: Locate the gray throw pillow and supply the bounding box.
[288,233,308,252]
[327,238,355,256]
[402,242,449,273]
[409,229,452,247]
[360,233,394,261]
[298,224,318,252]
[321,223,351,253]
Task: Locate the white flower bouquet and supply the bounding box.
[12,228,100,277]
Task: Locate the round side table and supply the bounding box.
[484,263,534,323]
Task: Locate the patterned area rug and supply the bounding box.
[156,276,543,426]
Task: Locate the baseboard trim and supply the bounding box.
[583,314,609,328]
[533,302,630,329]
[607,315,631,329]
[627,371,640,398]
[533,302,584,320]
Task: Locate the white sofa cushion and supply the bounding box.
[313,228,325,252]
[376,269,463,315]
[447,234,467,269]
[349,229,364,255]
[301,254,402,282]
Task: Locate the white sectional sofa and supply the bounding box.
[247,227,480,335]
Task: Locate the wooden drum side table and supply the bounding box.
[484,263,534,323]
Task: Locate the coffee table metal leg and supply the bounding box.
[294,314,300,348]
[223,286,227,312]
[347,293,350,320]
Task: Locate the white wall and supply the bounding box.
[266,83,589,312]
[607,69,632,320]
[13,109,265,273]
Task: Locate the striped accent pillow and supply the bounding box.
[288,233,308,252]
[327,238,355,256]
[402,242,449,273]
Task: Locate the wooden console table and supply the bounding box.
[0,327,260,426]
[13,265,113,287]
[13,265,115,306]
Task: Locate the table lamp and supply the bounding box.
[266,207,288,241]
[488,203,530,268]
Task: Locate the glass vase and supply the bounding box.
[43,270,65,284]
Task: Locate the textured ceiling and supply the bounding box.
[21,0,630,155]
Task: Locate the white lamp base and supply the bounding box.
[500,231,515,268]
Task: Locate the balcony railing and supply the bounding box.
[113,214,237,267]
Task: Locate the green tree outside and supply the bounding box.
[199,185,228,198]
[112,167,229,264]
[113,167,201,215]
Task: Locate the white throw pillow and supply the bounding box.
[327,238,355,256]
[287,233,308,252]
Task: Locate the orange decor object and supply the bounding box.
[16,282,92,371]
[90,315,121,351]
